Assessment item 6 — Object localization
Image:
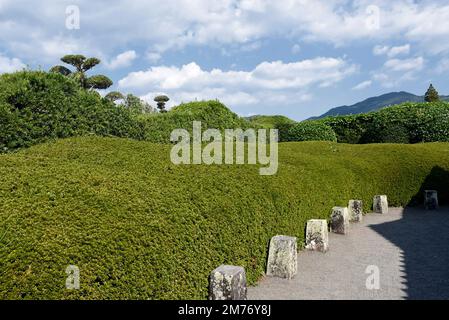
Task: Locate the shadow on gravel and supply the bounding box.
[370,166,449,299]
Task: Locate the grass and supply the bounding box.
[1,136,449,299]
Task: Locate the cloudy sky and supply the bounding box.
[1,0,449,120]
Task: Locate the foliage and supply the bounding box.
[320,101,449,144]
[425,84,440,103]
[105,91,125,102]
[154,95,170,113]
[139,100,255,143]
[246,115,296,142]
[124,94,156,115]
[1,137,449,299]
[85,75,113,90]
[50,54,113,90]
[0,71,143,152]
[283,121,337,142]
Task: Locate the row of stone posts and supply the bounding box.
[208,190,439,300]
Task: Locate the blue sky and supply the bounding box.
[1,0,449,120]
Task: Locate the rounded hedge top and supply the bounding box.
[154,95,170,102]
[285,121,337,142]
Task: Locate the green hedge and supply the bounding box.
[283,121,337,142]
[1,136,448,299]
[138,100,256,143]
[0,71,143,152]
[320,102,449,144]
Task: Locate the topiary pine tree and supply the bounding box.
[104,91,125,102]
[424,84,440,102]
[154,95,169,113]
[50,54,113,90]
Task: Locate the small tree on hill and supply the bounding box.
[105,91,125,102]
[154,95,169,113]
[125,94,156,114]
[50,54,113,90]
[424,84,440,102]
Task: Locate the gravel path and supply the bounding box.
[248,207,449,300]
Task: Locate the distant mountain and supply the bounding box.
[309,91,449,120]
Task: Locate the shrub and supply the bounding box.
[284,121,337,142]
[320,102,449,144]
[321,113,373,144]
[0,71,143,152]
[1,137,449,299]
[138,100,256,143]
[246,115,296,142]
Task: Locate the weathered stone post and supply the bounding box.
[330,207,350,234]
[348,200,363,222]
[305,219,329,252]
[266,235,297,279]
[208,265,247,300]
[373,195,388,214]
[424,190,439,210]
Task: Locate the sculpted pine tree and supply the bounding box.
[104,91,125,102]
[50,55,113,90]
[424,84,440,102]
[154,95,169,113]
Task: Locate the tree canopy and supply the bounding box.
[50,54,113,90]
[425,84,440,102]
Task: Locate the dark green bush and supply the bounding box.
[0,71,143,152]
[320,102,449,144]
[246,115,296,142]
[1,137,449,299]
[320,113,373,144]
[284,121,337,142]
[138,100,256,143]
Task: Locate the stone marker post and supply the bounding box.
[330,207,350,234]
[305,219,329,252]
[424,190,439,210]
[348,200,363,222]
[373,195,388,214]
[208,265,247,300]
[266,235,297,279]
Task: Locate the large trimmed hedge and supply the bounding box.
[138,100,255,143]
[0,71,143,152]
[283,121,337,142]
[320,102,449,144]
[1,137,448,299]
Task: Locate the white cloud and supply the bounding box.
[0,53,26,73]
[119,57,356,108]
[373,45,389,56]
[146,52,161,64]
[352,80,372,90]
[370,56,424,88]
[384,57,424,72]
[2,0,449,64]
[106,50,137,69]
[373,44,410,57]
[388,44,411,57]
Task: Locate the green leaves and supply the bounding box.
[320,101,449,144]
[138,100,256,143]
[61,54,86,72]
[0,71,142,152]
[85,75,113,90]
[49,65,72,76]
[50,55,112,90]
[82,58,101,72]
[425,84,440,103]
[284,121,337,142]
[104,91,125,102]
